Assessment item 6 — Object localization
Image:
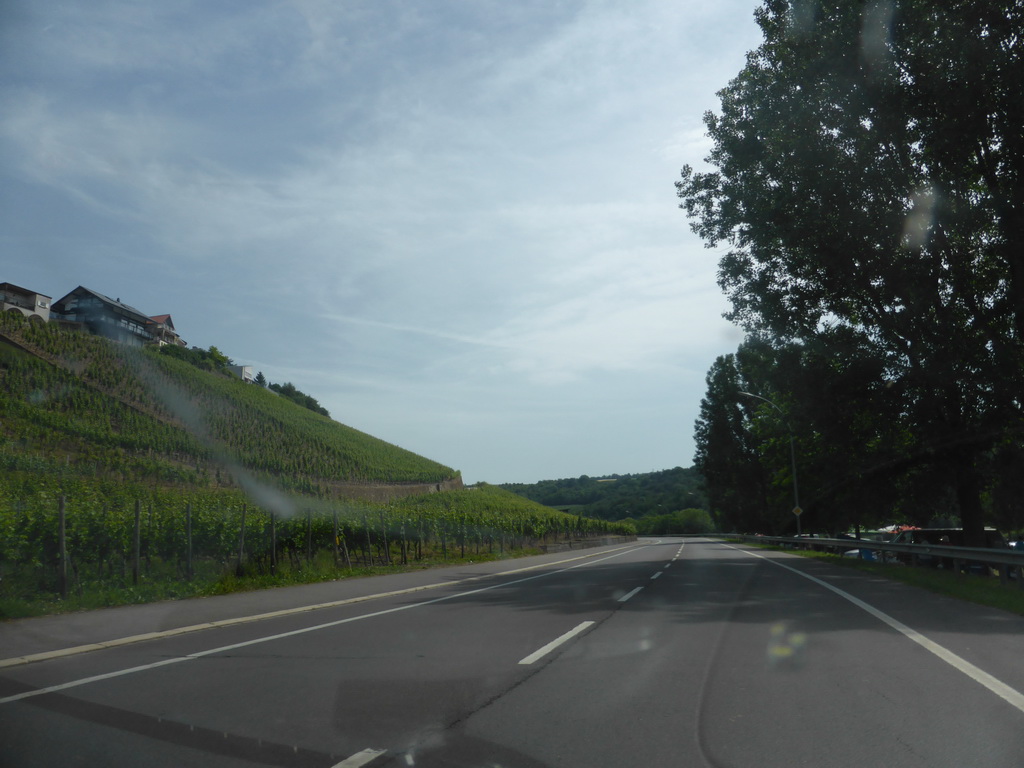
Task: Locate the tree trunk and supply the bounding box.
[955,459,985,548]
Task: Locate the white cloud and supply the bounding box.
[2,0,764,482]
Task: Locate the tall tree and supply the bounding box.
[678,0,1024,544]
[694,351,770,532]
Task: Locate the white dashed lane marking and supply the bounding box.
[332,748,387,767]
[518,622,596,665]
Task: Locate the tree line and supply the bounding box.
[158,344,329,418]
[677,1,1024,542]
[502,467,707,521]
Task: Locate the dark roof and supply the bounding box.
[55,286,150,321]
[0,281,51,299]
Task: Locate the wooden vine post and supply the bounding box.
[306,510,313,565]
[236,503,247,576]
[378,511,391,565]
[57,495,68,600]
[363,514,373,566]
[270,512,277,575]
[146,502,154,574]
[400,520,408,566]
[132,499,141,586]
[336,512,351,569]
[185,502,193,581]
[332,511,340,568]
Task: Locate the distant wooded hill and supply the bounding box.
[501,467,707,521]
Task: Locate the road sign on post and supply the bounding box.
[792,507,803,517]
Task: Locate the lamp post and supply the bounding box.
[739,391,802,536]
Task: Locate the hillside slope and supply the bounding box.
[0,313,638,616]
[0,312,458,499]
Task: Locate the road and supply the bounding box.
[2,538,1024,767]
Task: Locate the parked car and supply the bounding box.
[889,527,1009,572]
[838,530,898,561]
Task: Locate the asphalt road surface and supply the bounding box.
[2,538,1023,767]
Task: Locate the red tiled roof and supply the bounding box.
[148,314,175,329]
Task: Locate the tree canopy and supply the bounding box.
[269,381,330,418]
[678,1,1024,541]
[159,343,234,373]
[502,467,707,521]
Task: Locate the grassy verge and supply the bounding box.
[0,548,543,621]
[745,542,1024,617]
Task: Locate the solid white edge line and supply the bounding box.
[0,547,648,705]
[332,747,387,767]
[517,621,596,665]
[730,544,1024,715]
[0,542,646,670]
[618,586,643,603]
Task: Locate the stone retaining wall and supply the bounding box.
[326,475,465,503]
[538,535,636,553]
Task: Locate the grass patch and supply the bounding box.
[757,544,1024,617]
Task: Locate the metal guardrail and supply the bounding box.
[727,534,1024,589]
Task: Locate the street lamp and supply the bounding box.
[739,391,802,536]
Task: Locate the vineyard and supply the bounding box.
[0,313,633,616]
[0,311,458,490]
[0,478,633,616]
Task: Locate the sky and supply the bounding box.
[1,0,764,485]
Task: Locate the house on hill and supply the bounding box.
[229,364,254,382]
[147,314,187,347]
[52,286,174,347]
[1,282,52,322]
